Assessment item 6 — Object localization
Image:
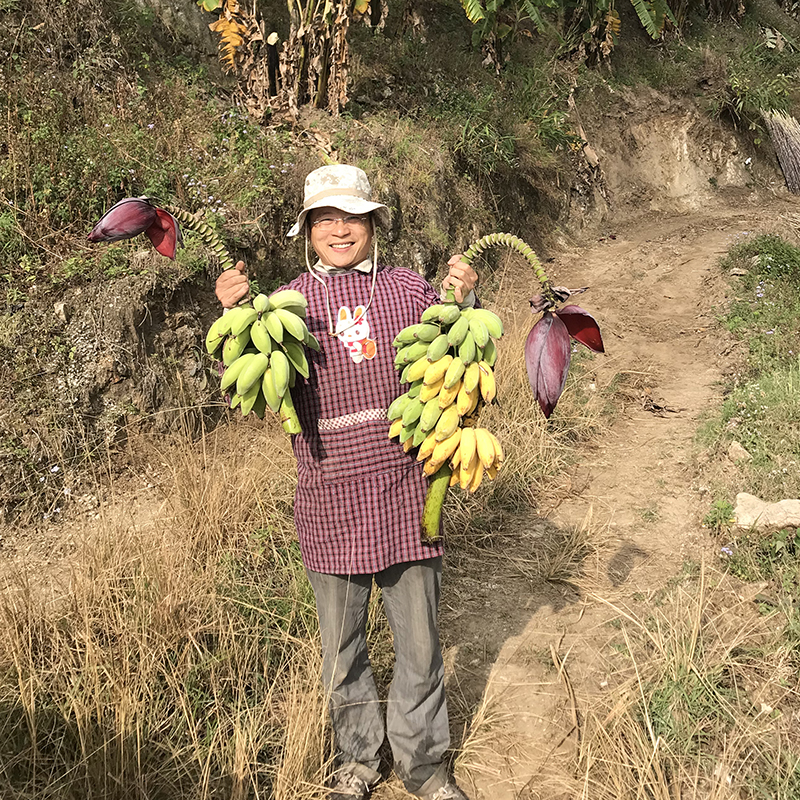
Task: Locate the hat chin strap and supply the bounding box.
[305,219,379,338]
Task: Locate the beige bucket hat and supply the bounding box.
[287,164,391,237]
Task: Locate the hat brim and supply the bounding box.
[287,197,391,237]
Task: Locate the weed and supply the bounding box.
[703,497,735,533]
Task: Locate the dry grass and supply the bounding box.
[538,562,800,800]
[0,418,333,799]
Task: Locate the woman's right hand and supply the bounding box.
[215,261,250,308]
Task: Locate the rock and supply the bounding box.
[728,441,753,463]
[733,492,800,533]
[54,301,68,323]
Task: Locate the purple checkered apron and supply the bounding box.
[281,265,444,574]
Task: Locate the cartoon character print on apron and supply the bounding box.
[335,305,377,363]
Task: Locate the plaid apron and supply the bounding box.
[285,265,445,574]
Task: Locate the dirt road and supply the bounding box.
[434,197,800,800]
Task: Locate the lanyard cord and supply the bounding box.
[304,222,379,338]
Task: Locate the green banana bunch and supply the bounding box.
[206,288,319,433]
[388,297,504,519]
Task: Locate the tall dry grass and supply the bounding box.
[535,563,800,800]
[0,417,332,799]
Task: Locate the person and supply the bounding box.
[215,165,478,800]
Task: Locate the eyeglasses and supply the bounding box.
[310,214,371,230]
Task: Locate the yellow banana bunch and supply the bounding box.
[448,427,504,493]
[206,288,320,433]
[388,297,505,499]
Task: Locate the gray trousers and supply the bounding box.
[306,557,450,796]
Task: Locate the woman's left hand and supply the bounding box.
[442,254,478,303]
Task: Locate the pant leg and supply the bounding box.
[376,557,450,795]
[306,569,384,786]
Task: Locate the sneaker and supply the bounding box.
[422,783,471,800]
[327,770,371,800]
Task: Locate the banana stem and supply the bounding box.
[461,232,552,297]
[164,205,236,271]
[421,465,451,542]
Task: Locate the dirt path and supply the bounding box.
[444,197,800,800]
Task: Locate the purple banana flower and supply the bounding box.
[557,305,604,353]
[88,197,157,243]
[144,208,182,260]
[87,197,182,260]
[525,311,571,418]
[526,303,605,418]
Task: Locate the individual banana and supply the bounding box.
[459,428,477,479]
[221,351,256,393]
[468,459,485,493]
[443,357,466,390]
[388,418,404,439]
[250,318,273,355]
[280,304,308,320]
[304,330,321,351]
[434,405,460,442]
[279,391,302,434]
[431,428,462,465]
[468,317,490,348]
[222,329,251,366]
[423,355,453,386]
[269,289,308,310]
[401,397,424,427]
[397,341,430,366]
[205,314,232,354]
[229,306,258,336]
[439,305,462,325]
[456,383,478,416]
[477,361,496,403]
[388,393,413,421]
[263,310,285,343]
[236,352,270,396]
[418,398,443,432]
[251,389,267,419]
[426,333,450,363]
[416,431,438,462]
[239,381,262,416]
[437,380,460,410]
[393,324,425,347]
[473,308,503,339]
[446,315,470,347]
[270,349,291,397]
[412,422,430,447]
[253,293,271,314]
[483,338,497,367]
[262,367,281,413]
[421,304,445,324]
[415,323,441,342]
[458,331,477,365]
[283,340,310,379]
[475,427,496,470]
[420,378,444,402]
[274,307,309,342]
[463,362,481,394]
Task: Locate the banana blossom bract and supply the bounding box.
[525,303,604,418]
[87,197,182,260]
